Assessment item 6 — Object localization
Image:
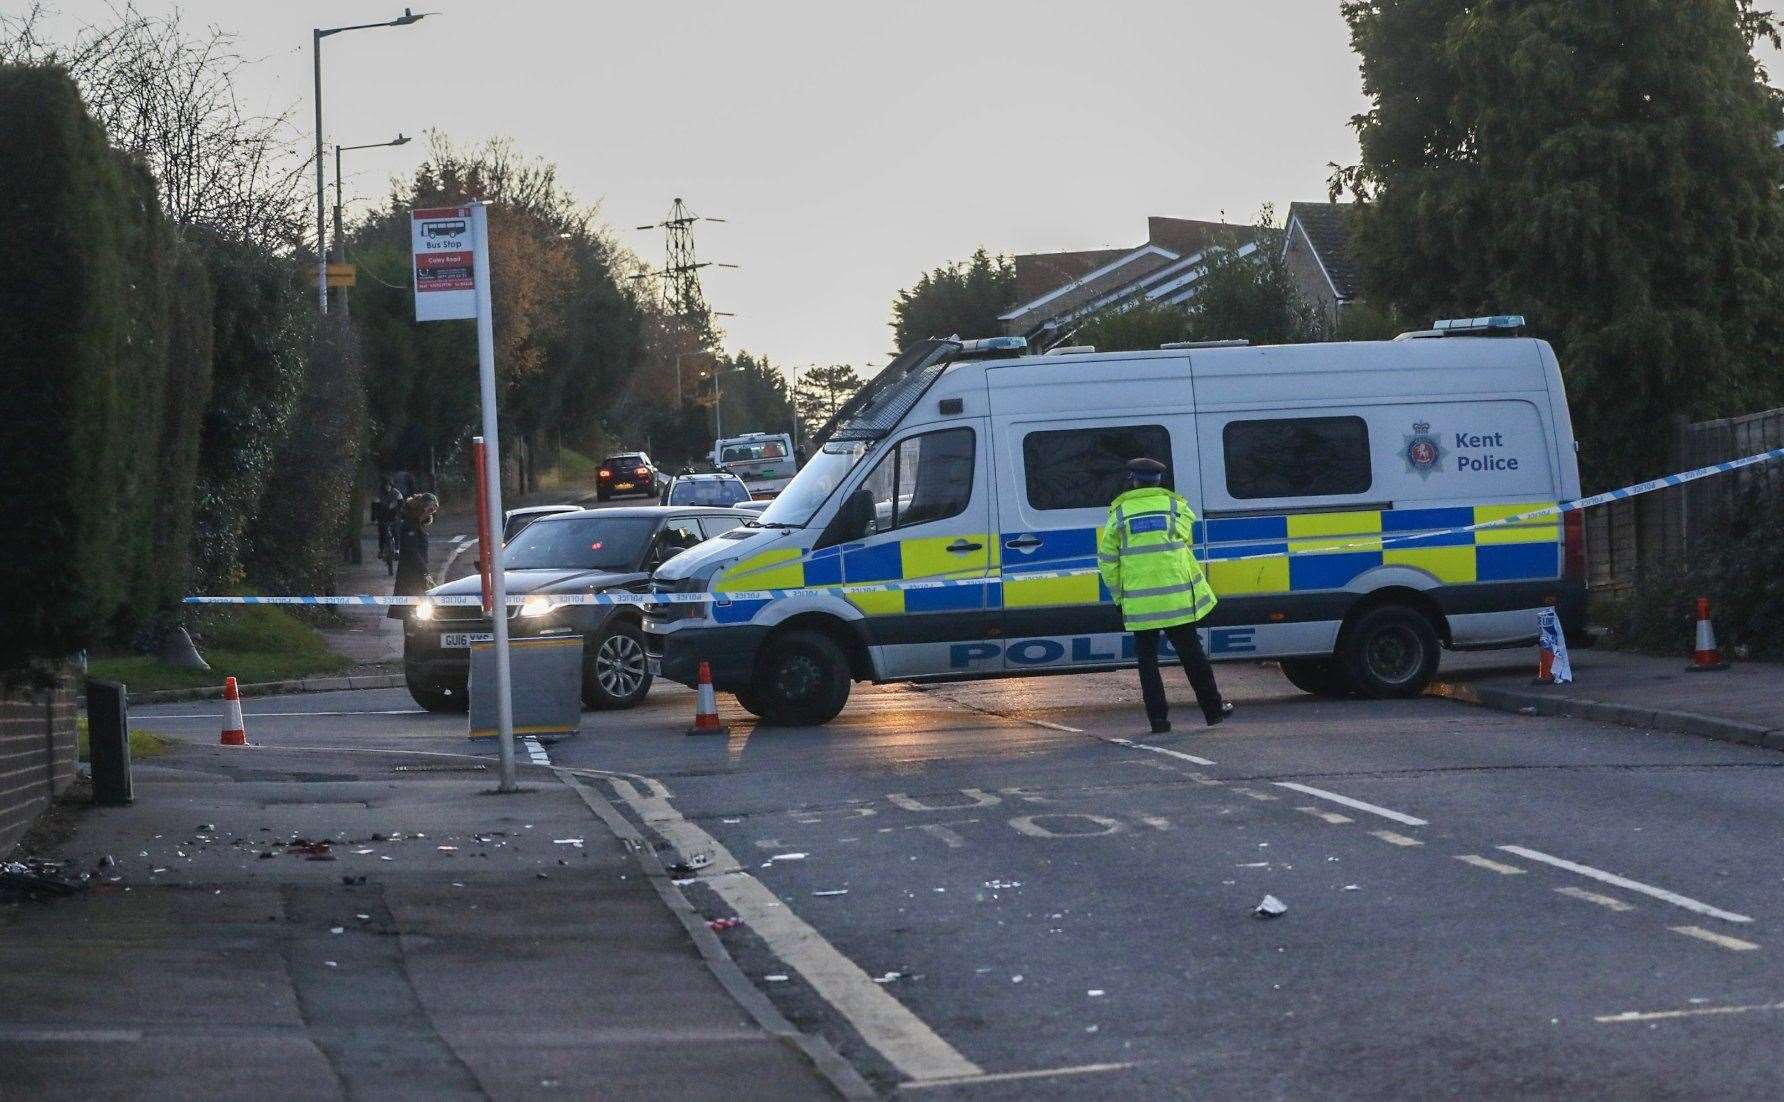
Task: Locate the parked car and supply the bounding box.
[596,452,667,501]
[404,506,749,713]
[660,471,752,507]
[441,505,580,582]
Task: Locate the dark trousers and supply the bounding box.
[1134,623,1224,726]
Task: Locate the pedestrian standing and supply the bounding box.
[1097,457,1232,733]
[376,480,404,575]
[390,492,439,619]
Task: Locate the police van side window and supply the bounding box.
[1222,416,1371,499]
[861,427,975,534]
[1023,425,1172,510]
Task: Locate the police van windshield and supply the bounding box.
[754,441,870,527]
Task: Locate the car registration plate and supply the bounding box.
[615,482,634,490]
[440,632,494,649]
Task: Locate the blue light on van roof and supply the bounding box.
[1433,315,1526,334]
[955,336,1028,354]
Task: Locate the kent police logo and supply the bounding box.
[1404,421,1443,477]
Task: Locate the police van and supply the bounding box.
[645,319,1586,725]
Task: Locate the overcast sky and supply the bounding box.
[34,2,1782,380]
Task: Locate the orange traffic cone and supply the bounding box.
[687,661,728,736]
[1687,597,1730,672]
[1534,644,1556,685]
[220,676,247,745]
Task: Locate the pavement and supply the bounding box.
[33,651,1776,1099]
[1430,646,1784,748]
[0,697,841,1101]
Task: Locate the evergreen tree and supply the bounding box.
[891,249,1017,350]
[794,363,864,440]
[1334,0,1784,487]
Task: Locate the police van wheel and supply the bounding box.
[753,630,851,726]
[1340,605,1440,698]
[733,686,768,718]
[1279,658,1354,699]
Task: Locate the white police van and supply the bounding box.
[646,319,1586,725]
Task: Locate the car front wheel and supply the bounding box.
[584,622,652,709]
[751,629,851,726]
[406,669,468,713]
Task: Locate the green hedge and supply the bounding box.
[0,66,212,677]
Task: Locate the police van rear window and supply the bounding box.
[1223,416,1371,499]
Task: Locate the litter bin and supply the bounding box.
[468,636,583,742]
[86,679,132,806]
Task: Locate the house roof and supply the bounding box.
[1283,202,1361,301]
[1011,248,1131,305]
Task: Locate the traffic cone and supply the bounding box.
[1533,641,1556,685]
[687,661,728,736]
[220,676,247,745]
[1686,597,1730,672]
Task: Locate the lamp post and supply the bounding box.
[704,365,742,446]
[313,8,426,314]
[333,133,411,317]
[674,350,718,405]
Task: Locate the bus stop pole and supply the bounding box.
[470,201,518,793]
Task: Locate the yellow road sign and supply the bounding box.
[326,263,357,288]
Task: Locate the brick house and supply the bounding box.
[1000,216,1264,350]
[1280,201,1361,326]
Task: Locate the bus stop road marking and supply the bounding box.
[1497,846,1753,924]
[1597,999,1784,1024]
[1271,782,1428,826]
[1670,926,1761,952]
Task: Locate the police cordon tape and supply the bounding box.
[184,444,1784,610]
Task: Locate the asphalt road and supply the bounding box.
[137,664,1784,1099]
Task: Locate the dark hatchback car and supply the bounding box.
[596,452,667,502]
[403,506,746,713]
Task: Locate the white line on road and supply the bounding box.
[140,710,427,721]
[1455,854,1525,875]
[1597,1000,1784,1024]
[900,1061,1137,1091]
[1371,830,1423,848]
[1106,738,1216,767]
[0,1027,142,1042]
[1272,783,1428,826]
[1670,925,1761,952]
[1023,718,1083,734]
[522,737,551,766]
[1229,787,1278,802]
[1497,846,1753,924]
[1296,806,1352,825]
[603,781,982,1081]
[1554,886,1634,912]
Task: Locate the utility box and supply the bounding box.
[85,679,133,806]
[468,637,583,742]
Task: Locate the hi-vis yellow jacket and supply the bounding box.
[1097,486,1219,632]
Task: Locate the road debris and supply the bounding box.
[812,889,848,897]
[708,917,742,932]
[1254,894,1288,919]
[553,838,584,848]
[873,971,902,983]
[764,974,789,982]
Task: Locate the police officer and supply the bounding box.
[1097,457,1232,733]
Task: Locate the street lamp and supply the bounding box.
[702,364,743,445]
[313,8,428,314]
[333,133,412,317]
[674,350,718,405]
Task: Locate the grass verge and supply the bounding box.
[88,605,350,694]
[75,715,175,762]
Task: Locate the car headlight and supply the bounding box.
[413,599,435,621]
[518,595,555,618]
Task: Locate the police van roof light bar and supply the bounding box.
[1432,315,1526,335]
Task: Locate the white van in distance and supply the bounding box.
[648,322,1586,725]
[712,432,798,499]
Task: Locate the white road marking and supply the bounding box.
[1497,846,1753,924]
[603,781,981,1081]
[1023,718,1083,734]
[888,789,1001,813]
[1272,783,1427,826]
[1229,787,1278,802]
[1106,738,1216,766]
[909,821,977,849]
[900,1061,1137,1091]
[522,737,551,766]
[140,709,428,721]
[1371,830,1423,848]
[1670,925,1761,952]
[1455,854,1525,875]
[1008,814,1123,839]
[1597,999,1784,1024]
[1296,806,1353,825]
[1554,886,1634,912]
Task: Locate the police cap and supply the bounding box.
[1126,457,1167,476]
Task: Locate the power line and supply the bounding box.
[633,197,738,321]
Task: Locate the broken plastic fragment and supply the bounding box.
[1254,894,1287,918]
[812,889,848,897]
